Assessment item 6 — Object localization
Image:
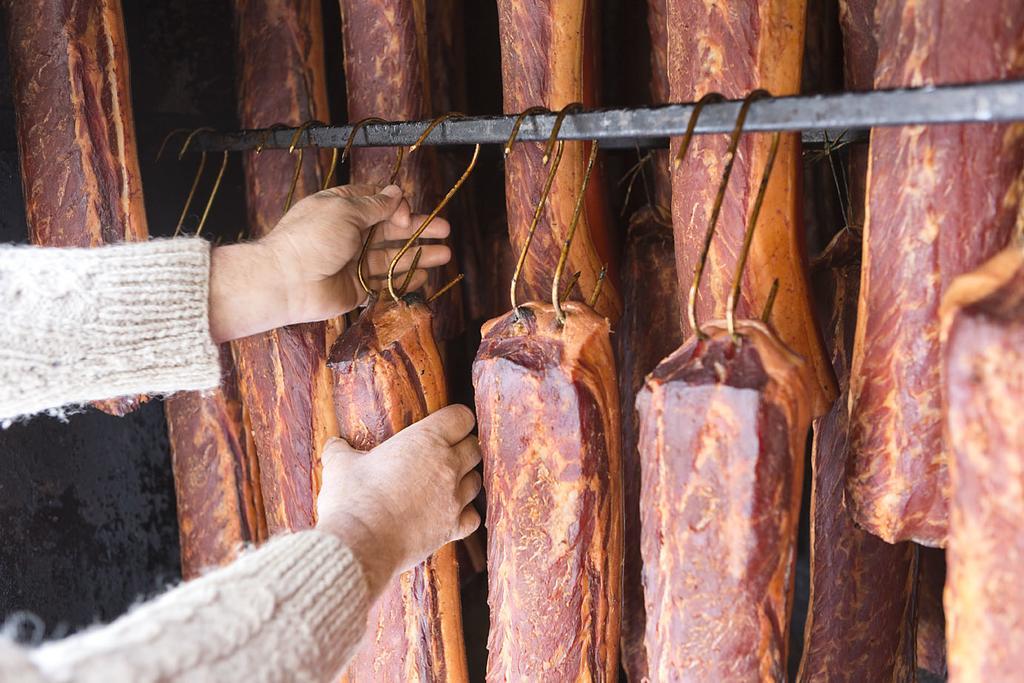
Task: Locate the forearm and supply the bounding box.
[19,530,369,683]
[0,239,221,421]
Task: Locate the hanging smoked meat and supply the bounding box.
[495,0,621,321]
[4,0,146,416]
[474,301,622,681]
[165,347,267,579]
[328,295,468,682]
[338,0,464,341]
[915,547,947,680]
[942,242,1024,683]
[231,0,338,533]
[797,232,916,682]
[847,0,1024,546]
[637,320,814,680]
[617,2,677,679]
[666,0,835,413]
[796,1,917,679]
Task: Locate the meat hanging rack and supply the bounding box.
[191,79,1024,152]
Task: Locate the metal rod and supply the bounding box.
[193,79,1024,152]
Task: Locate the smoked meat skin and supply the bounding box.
[637,321,813,681]
[4,0,147,416]
[231,0,338,533]
[847,0,1024,546]
[942,244,1024,683]
[473,301,622,682]
[616,208,679,683]
[329,295,468,683]
[495,0,621,320]
[165,346,267,579]
[666,0,836,413]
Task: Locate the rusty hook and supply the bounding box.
[551,140,600,325]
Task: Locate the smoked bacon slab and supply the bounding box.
[328,294,468,683]
[637,320,813,681]
[847,0,1024,546]
[4,0,146,416]
[617,209,679,683]
[666,0,835,412]
[496,0,621,320]
[473,301,622,682]
[338,0,463,340]
[797,1,917,677]
[165,347,267,579]
[942,243,1024,683]
[231,0,338,533]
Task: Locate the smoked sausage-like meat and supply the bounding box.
[942,244,1024,683]
[637,320,813,681]
[666,0,836,413]
[495,0,621,321]
[798,233,916,683]
[4,0,147,416]
[915,546,947,680]
[847,0,1024,546]
[231,0,338,533]
[165,347,267,579]
[473,301,622,682]
[338,0,464,340]
[328,295,468,682]
[617,208,679,682]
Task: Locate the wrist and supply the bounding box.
[209,241,290,342]
[317,513,399,601]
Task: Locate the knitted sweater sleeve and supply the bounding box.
[3,530,369,683]
[0,238,222,422]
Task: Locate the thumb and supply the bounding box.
[322,436,363,465]
[347,184,404,229]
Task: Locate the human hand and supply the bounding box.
[208,184,451,342]
[314,405,483,599]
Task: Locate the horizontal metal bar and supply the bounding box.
[192,79,1024,153]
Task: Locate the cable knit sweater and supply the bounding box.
[0,239,369,682]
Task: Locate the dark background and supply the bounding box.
[0,1,864,680]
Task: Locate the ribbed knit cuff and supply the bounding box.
[232,530,370,673]
[0,238,222,421]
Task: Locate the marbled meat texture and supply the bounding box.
[231,0,340,533]
[329,294,468,683]
[637,320,813,681]
[166,346,267,580]
[473,301,622,682]
[798,225,916,683]
[847,0,1024,546]
[942,244,1024,683]
[338,0,463,338]
[616,207,679,683]
[496,0,621,321]
[4,0,147,416]
[667,0,836,414]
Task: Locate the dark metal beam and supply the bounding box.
[191,79,1024,153]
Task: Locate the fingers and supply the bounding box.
[457,470,482,507]
[325,184,404,229]
[321,436,363,467]
[362,244,451,279]
[452,505,482,542]
[371,213,450,242]
[419,404,476,446]
[452,436,482,477]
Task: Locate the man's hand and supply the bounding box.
[208,184,451,342]
[314,405,483,599]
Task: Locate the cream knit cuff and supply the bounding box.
[0,238,222,422]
